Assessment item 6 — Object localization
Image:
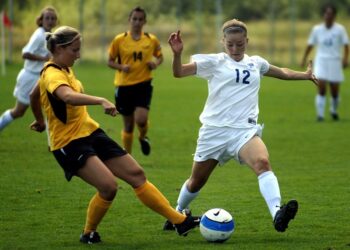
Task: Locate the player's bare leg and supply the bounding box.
[164,159,217,231]
[0,101,28,131]
[121,114,134,153]
[135,107,151,155]
[239,136,297,232]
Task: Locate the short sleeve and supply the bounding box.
[45,68,70,94]
[251,56,270,76]
[340,26,349,45]
[108,36,121,60]
[307,26,317,45]
[22,28,45,54]
[190,54,220,80]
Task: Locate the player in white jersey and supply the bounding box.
[0,7,57,131]
[301,4,349,121]
[164,19,318,233]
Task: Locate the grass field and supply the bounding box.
[1,62,350,250]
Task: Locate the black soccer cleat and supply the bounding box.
[163,209,192,231]
[139,137,151,155]
[174,215,201,236]
[80,231,101,244]
[317,116,324,122]
[274,199,298,232]
[331,112,339,121]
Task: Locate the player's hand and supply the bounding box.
[306,60,318,86]
[101,99,118,117]
[121,65,130,73]
[168,30,183,55]
[147,61,157,70]
[30,120,46,132]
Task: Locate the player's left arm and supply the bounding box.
[147,37,163,70]
[29,83,46,132]
[343,44,349,68]
[265,61,318,85]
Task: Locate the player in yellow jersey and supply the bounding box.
[29,26,199,244]
[108,6,163,155]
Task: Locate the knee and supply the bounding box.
[253,157,271,175]
[135,118,147,128]
[130,168,147,188]
[11,109,26,118]
[99,181,118,200]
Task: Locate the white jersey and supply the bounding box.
[308,23,349,60]
[191,53,269,128]
[22,27,49,73]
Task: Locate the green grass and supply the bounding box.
[1,62,350,250]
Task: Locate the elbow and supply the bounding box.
[173,71,182,78]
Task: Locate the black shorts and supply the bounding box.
[115,80,153,116]
[52,128,127,181]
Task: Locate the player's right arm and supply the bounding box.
[301,45,313,68]
[107,35,130,73]
[168,30,196,78]
[54,85,118,116]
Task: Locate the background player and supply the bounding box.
[301,3,349,121]
[165,20,318,233]
[108,6,163,155]
[0,7,57,131]
[29,26,198,244]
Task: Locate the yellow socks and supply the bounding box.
[134,181,186,225]
[137,121,149,140]
[121,130,133,153]
[84,193,112,234]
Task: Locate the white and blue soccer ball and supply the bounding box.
[199,208,235,243]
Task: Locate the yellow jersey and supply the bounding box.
[108,31,162,86]
[39,62,99,151]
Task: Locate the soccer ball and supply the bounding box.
[199,208,235,243]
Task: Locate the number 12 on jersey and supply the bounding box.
[235,69,250,84]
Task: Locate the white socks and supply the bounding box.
[330,96,339,114]
[176,180,199,212]
[258,171,281,219]
[315,94,326,118]
[0,110,14,131]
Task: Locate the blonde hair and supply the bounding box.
[222,19,248,37]
[46,26,81,53]
[36,6,57,27]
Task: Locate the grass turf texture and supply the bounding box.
[1,62,349,250]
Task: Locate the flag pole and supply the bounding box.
[1,11,6,76]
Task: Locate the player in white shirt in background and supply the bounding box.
[164,19,318,233]
[301,4,349,121]
[0,7,57,131]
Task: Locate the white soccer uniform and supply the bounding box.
[191,53,269,164]
[13,27,49,104]
[308,23,349,83]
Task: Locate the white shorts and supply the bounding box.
[314,58,344,83]
[193,124,264,165]
[13,69,40,105]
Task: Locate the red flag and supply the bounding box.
[2,11,12,28]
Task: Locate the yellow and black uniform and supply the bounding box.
[108,31,162,115]
[108,31,162,86]
[39,62,126,180]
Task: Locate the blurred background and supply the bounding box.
[1,0,349,67]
